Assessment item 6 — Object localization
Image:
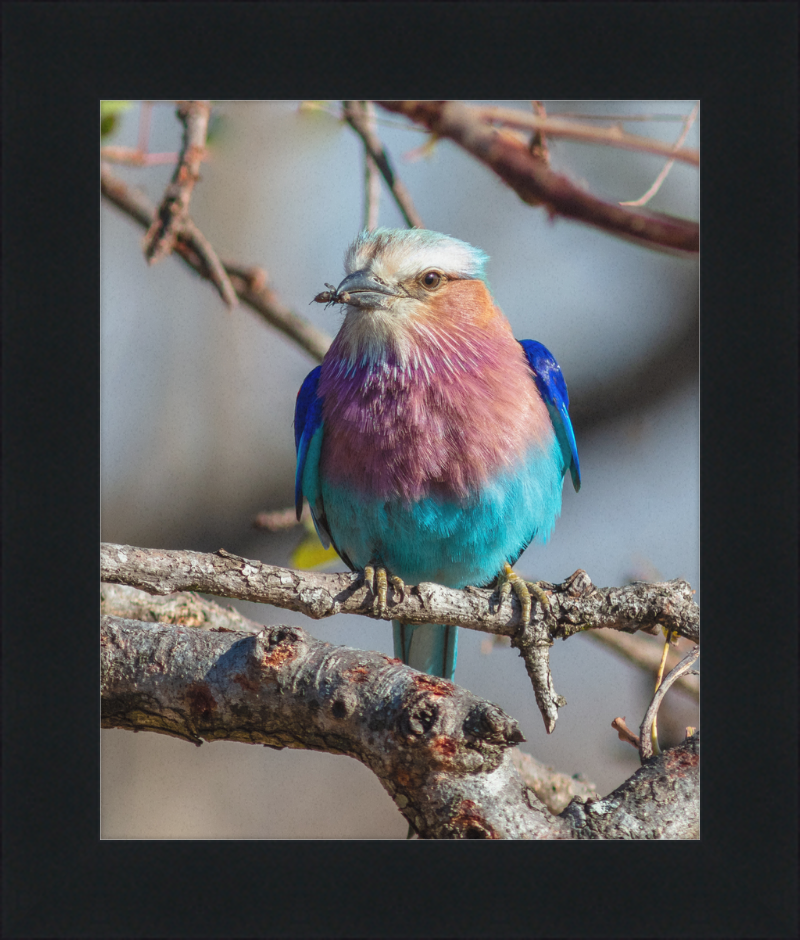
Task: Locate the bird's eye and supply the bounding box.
[420,270,443,290]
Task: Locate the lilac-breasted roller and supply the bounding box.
[294,229,580,681]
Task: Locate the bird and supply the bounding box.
[294,228,580,682]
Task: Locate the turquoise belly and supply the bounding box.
[320,442,565,588]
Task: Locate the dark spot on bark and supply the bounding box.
[233,673,259,693]
[261,626,301,668]
[401,704,438,736]
[308,699,320,710]
[185,682,217,719]
[332,699,347,719]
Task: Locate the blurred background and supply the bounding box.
[101,100,699,839]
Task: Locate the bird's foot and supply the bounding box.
[363,565,405,618]
[497,562,552,625]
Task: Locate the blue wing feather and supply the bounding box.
[293,366,324,520]
[519,339,581,492]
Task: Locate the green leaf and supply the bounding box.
[100,100,132,139]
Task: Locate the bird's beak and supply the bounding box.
[335,270,399,309]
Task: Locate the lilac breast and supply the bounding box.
[318,330,553,503]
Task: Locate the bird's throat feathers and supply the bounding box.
[331,279,503,372]
[319,282,555,502]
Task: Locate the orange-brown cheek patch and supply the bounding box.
[423,279,502,330]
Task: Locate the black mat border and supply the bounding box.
[2,3,797,938]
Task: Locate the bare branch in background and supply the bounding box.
[639,645,700,761]
[101,543,699,733]
[130,100,238,308]
[342,100,424,229]
[101,165,331,361]
[100,147,179,167]
[143,101,209,261]
[587,628,699,700]
[611,716,642,749]
[356,100,381,231]
[621,102,700,207]
[473,104,699,166]
[375,101,698,255]
[101,613,699,838]
[101,102,180,166]
[528,100,550,166]
[254,504,310,530]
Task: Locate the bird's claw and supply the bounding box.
[498,562,552,625]
[363,565,405,617]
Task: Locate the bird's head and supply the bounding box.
[321,228,499,366]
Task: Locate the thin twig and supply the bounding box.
[375,101,698,255]
[611,717,641,749]
[550,112,691,122]
[586,628,699,700]
[125,100,239,308]
[101,165,331,361]
[639,646,700,761]
[182,218,238,308]
[621,102,699,207]
[100,147,179,167]
[359,101,381,231]
[143,100,212,263]
[473,105,699,166]
[528,100,550,166]
[342,100,424,229]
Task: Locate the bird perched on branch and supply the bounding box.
[295,228,580,681]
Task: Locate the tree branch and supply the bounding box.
[101,613,698,838]
[639,645,700,761]
[560,732,699,839]
[342,100,424,229]
[102,582,598,816]
[101,165,331,362]
[101,614,557,838]
[143,101,210,262]
[587,628,699,700]
[473,104,699,166]
[101,543,699,733]
[375,101,698,255]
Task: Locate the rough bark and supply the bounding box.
[101,614,699,839]
[103,583,599,816]
[561,733,700,839]
[101,543,699,733]
[100,544,699,642]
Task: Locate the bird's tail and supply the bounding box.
[393,621,458,681]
